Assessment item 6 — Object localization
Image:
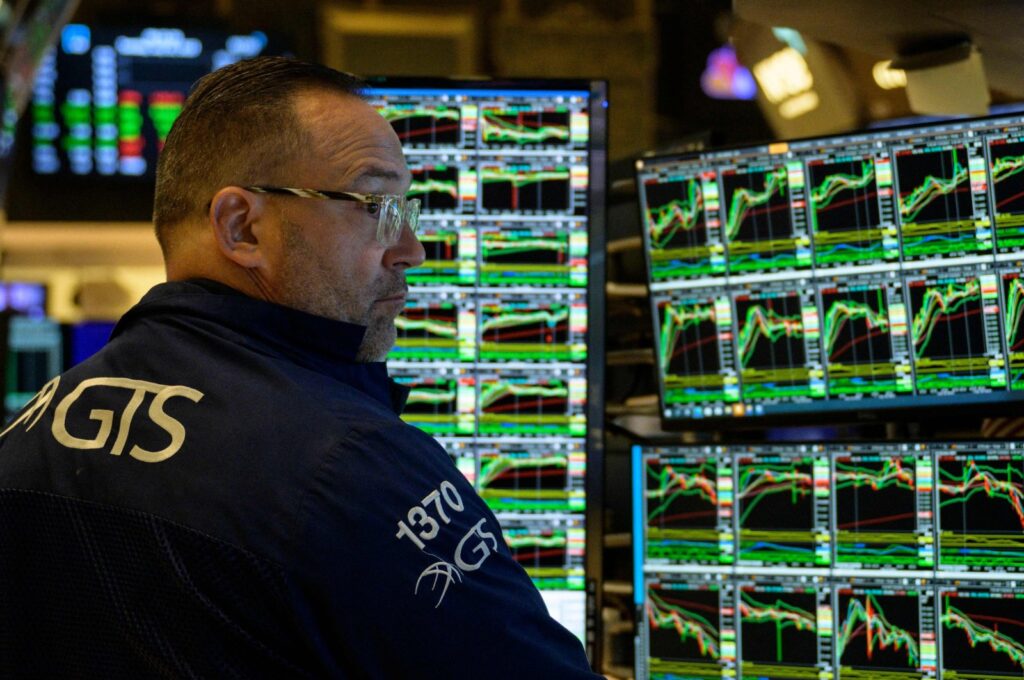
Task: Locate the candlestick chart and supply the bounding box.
[990,140,1024,250]
[938,454,1024,569]
[807,158,888,265]
[722,165,802,272]
[895,147,980,258]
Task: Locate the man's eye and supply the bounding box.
[366,202,381,215]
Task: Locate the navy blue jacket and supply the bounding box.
[0,279,599,678]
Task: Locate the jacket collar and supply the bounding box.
[114,279,409,413]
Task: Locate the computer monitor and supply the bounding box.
[632,441,1024,680]
[6,23,286,221]
[3,315,62,419]
[64,320,116,367]
[0,282,46,317]
[365,77,607,655]
[636,110,1024,427]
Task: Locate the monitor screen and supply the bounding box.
[65,320,116,367]
[4,315,62,419]
[637,110,1024,426]
[6,23,286,220]
[0,282,46,317]
[366,78,607,650]
[632,441,1024,680]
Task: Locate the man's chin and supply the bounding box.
[354,325,397,363]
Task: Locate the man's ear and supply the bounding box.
[209,186,266,268]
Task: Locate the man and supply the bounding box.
[0,56,600,678]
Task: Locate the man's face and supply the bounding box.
[267,90,424,361]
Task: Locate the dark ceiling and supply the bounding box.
[734,0,1024,98]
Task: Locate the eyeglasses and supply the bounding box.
[245,185,421,246]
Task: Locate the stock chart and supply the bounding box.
[806,154,896,266]
[721,164,809,273]
[634,442,1024,679]
[644,173,723,280]
[991,138,1024,250]
[820,279,913,397]
[637,109,1024,423]
[368,80,603,643]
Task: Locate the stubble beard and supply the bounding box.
[278,219,402,362]
[355,312,398,362]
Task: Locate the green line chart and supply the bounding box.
[823,289,891,363]
[480,165,571,212]
[739,590,817,664]
[942,596,1024,674]
[897,149,970,224]
[1004,275,1024,389]
[395,311,458,338]
[737,462,813,527]
[378,104,460,145]
[408,165,459,210]
[990,140,1024,246]
[736,300,804,370]
[1006,276,1024,352]
[909,279,982,361]
[991,152,1024,187]
[723,166,789,242]
[938,455,1024,568]
[480,380,568,413]
[808,159,878,233]
[479,454,567,489]
[647,586,721,660]
[938,459,1024,529]
[646,459,718,526]
[481,107,570,146]
[837,593,920,668]
[659,301,718,373]
[647,178,705,250]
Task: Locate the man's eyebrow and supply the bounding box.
[355,168,403,182]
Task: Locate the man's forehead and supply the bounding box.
[292,91,409,189]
